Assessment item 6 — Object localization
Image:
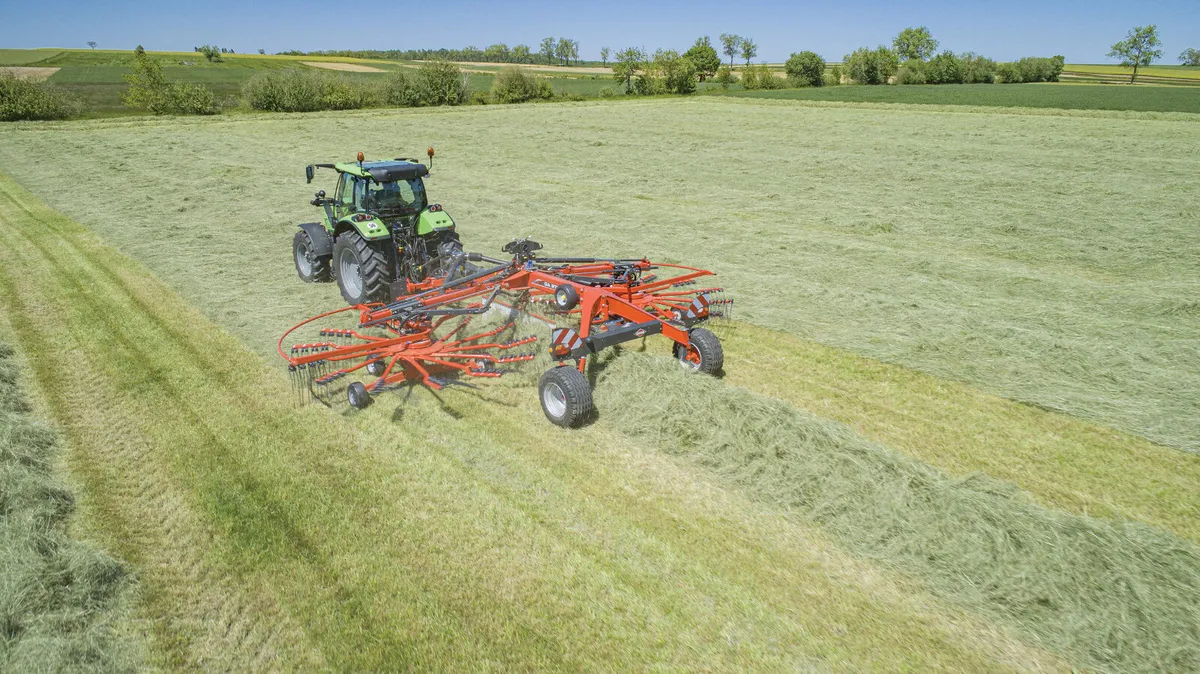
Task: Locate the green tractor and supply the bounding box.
[294,149,470,304]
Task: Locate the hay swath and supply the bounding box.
[279,239,731,426]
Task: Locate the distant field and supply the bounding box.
[1065,64,1200,81]
[725,82,1200,113]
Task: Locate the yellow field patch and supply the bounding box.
[301,61,385,73]
[0,66,60,81]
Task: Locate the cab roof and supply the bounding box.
[334,160,429,182]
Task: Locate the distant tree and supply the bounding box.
[540,37,556,65]
[600,46,610,65]
[1178,47,1200,66]
[612,46,645,93]
[893,26,938,61]
[654,49,697,94]
[513,44,531,63]
[784,50,825,86]
[87,41,97,49]
[258,48,265,55]
[1108,25,1163,83]
[719,33,741,69]
[740,37,757,66]
[556,37,570,65]
[198,45,221,62]
[484,43,510,63]
[684,36,720,81]
[569,39,580,66]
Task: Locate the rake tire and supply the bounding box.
[538,366,592,428]
[347,382,371,409]
[674,327,723,375]
[333,230,391,306]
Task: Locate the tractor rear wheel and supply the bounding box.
[674,327,723,375]
[538,366,593,428]
[333,231,390,305]
[293,230,331,283]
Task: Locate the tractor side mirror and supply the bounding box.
[305,165,314,184]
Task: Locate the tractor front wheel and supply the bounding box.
[674,327,724,375]
[538,366,593,428]
[293,230,331,283]
[333,231,390,305]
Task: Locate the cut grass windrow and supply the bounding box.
[0,174,1061,670]
[594,350,1200,673]
[0,341,141,670]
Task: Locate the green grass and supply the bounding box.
[0,341,141,670]
[726,82,1200,113]
[0,173,1060,670]
[1,98,1198,670]
[0,49,62,65]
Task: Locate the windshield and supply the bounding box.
[363,178,426,215]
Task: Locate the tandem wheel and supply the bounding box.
[674,327,724,375]
[347,382,372,409]
[538,366,593,428]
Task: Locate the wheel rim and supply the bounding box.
[677,344,702,371]
[542,382,567,419]
[339,249,362,298]
[296,241,312,275]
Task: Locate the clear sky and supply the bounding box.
[1,0,1196,63]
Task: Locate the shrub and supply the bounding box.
[417,60,468,106]
[125,48,217,114]
[0,73,79,121]
[961,53,997,84]
[895,61,927,85]
[829,65,844,85]
[998,56,1065,83]
[492,66,538,103]
[380,69,421,107]
[598,86,615,98]
[171,82,217,114]
[242,69,326,111]
[655,49,697,94]
[784,51,826,87]
[319,75,376,110]
[715,65,736,89]
[844,46,899,85]
[535,79,555,100]
[469,90,491,105]
[742,64,785,90]
[925,51,964,84]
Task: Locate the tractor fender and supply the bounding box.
[337,216,391,241]
[297,222,333,256]
[417,207,455,236]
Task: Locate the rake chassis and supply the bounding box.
[280,239,731,426]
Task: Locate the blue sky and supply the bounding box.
[1,0,1196,63]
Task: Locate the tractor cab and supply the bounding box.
[294,150,471,305]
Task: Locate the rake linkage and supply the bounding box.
[279,239,730,419]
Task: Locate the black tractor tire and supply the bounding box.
[333,230,391,305]
[673,327,724,375]
[293,230,332,283]
[347,382,371,409]
[538,366,593,428]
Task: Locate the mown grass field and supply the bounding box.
[1,96,1198,670]
[727,82,1200,112]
